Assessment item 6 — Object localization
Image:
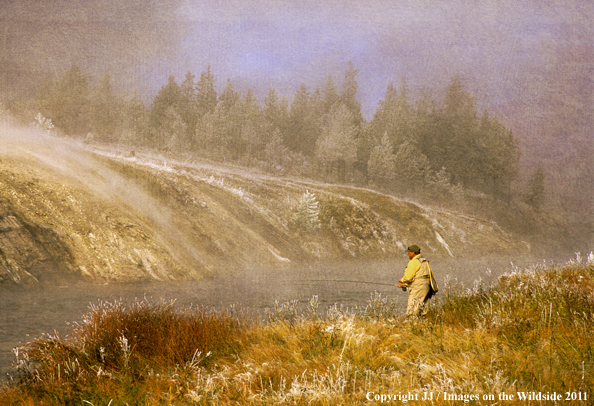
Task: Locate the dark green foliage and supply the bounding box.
[315,103,358,180]
[340,61,363,128]
[195,66,217,118]
[31,63,521,207]
[476,111,519,199]
[91,73,120,142]
[36,63,91,135]
[287,84,319,156]
[149,75,182,137]
[524,166,546,209]
[366,75,519,200]
[433,75,480,188]
[179,70,198,146]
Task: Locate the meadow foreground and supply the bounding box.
[1,255,593,405]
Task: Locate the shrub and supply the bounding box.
[12,299,245,388]
[295,190,320,231]
[34,113,55,133]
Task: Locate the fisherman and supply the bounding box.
[396,244,433,318]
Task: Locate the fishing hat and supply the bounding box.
[407,244,421,254]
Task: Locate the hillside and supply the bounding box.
[0,124,526,285]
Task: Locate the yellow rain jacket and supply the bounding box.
[400,254,435,318]
[400,254,431,287]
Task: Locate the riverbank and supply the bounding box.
[1,255,593,405]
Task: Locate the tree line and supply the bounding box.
[32,62,522,203]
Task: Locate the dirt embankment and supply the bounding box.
[0,125,525,285]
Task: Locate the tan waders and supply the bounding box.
[406,276,431,318]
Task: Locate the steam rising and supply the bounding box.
[0,122,207,277]
[1,0,592,222]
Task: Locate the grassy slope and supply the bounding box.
[1,258,592,405]
[1,138,525,284]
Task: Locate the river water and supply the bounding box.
[0,256,541,381]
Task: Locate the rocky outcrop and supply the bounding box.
[0,131,527,285]
[0,204,76,284]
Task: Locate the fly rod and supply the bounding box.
[294,279,395,287]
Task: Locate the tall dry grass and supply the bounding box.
[1,255,593,405]
[3,299,245,405]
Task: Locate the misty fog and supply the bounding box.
[0,0,592,385]
[1,0,592,223]
[1,254,553,380]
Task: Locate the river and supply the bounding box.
[0,256,541,381]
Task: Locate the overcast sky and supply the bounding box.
[1,0,593,212]
[170,0,592,118]
[2,0,591,116]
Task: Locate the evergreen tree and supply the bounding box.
[395,78,413,142]
[34,113,55,133]
[239,89,265,159]
[196,66,217,117]
[393,140,432,189]
[355,126,374,180]
[321,75,340,113]
[368,80,413,151]
[197,80,241,158]
[438,75,480,188]
[35,78,57,124]
[287,84,318,156]
[218,80,240,114]
[41,64,90,135]
[309,87,325,129]
[149,75,182,137]
[91,73,119,142]
[477,111,519,199]
[179,71,198,146]
[195,103,227,156]
[264,128,289,169]
[295,190,320,231]
[367,133,396,187]
[524,166,546,209]
[160,106,186,152]
[341,61,363,127]
[120,92,146,145]
[412,88,440,160]
[315,103,358,180]
[263,87,289,137]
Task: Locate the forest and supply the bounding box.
[25,62,534,210]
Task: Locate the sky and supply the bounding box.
[166,0,592,118]
[1,0,592,216]
[2,0,590,114]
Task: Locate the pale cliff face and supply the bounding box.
[0,124,527,285]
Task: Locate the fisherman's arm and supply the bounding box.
[397,261,420,287]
